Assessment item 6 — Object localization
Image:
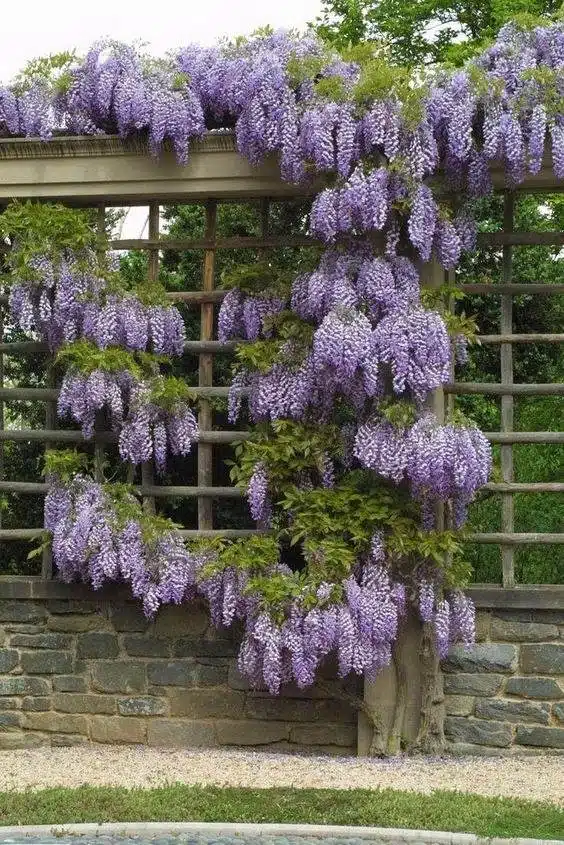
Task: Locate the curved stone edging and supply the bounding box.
[0,822,562,845]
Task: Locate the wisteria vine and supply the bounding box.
[1,17,562,699]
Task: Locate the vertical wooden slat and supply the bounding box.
[420,257,447,530]
[0,306,4,535]
[93,205,107,485]
[445,268,457,536]
[501,193,515,587]
[41,369,55,579]
[141,202,160,515]
[198,200,217,531]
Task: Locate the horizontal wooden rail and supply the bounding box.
[0,339,238,355]
[460,283,564,295]
[445,382,564,396]
[184,340,236,353]
[0,428,250,444]
[168,290,226,304]
[0,480,243,498]
[0,386,232,401]
[3,335,561,356]
[477,231,564,246]
[2,527,561,544]
[3,428,558,445]
[477,333,564,344]
[0,340,48,354]
[0,527,261,540]
[111,234,315,251]
[484,482,564,492]
[483,431,564,444]
[469,532,564,544]
[0,289,229,307]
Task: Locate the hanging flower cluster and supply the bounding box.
[7,247,185,357]
[416,576,476,658]
[238,556,407,695]
[354,413,492,527]
[1,18,561,694]
[44,471,203,616]
[119,378,198,473]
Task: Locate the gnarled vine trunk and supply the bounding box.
[352,613,445,757]
[414,621,445,754]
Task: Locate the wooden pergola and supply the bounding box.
[0,132,561,591]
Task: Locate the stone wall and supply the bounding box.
[443,607,564,754]
[0,581,357,753]
[2,579,563,755]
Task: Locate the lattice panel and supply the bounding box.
[0,188,562,585]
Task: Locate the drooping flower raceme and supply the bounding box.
[45,473,202,616]
[57,368,135,438]
[355,413,492,526]
[118,382,198,473]
[371,306,452,401]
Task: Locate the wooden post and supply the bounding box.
[141,202,160,515]
[198,200,217,532]
[501,192,515,588]
[93,205,107,486]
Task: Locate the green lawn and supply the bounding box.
[0,785,563,840]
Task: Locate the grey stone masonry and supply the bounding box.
[443,608,564,754]
[0,588,357,753]
[2,580,563,755]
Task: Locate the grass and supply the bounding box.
[0,785,563,840]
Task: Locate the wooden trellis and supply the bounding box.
[0,134,561,587]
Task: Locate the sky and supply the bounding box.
[0,0,325,82]
[1,0,325,237]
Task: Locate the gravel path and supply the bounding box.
[0,747,562,804]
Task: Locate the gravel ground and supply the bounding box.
[0,747,562,804]
[0,836,499,845]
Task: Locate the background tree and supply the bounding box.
[315,0,561,65]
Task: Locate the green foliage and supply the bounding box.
[314,0,560,66]
[380,399,418,428]
[517,67,564,117]
[421,283,479,344]
[55,340,161,379]
[234,340,282,373]
[210,534,280,573]
[353,57,426,127]
[234,312,315,374]
[41,454,182,551]
[286,53,329,87]
[148,375,197,411]
[12,51,77,94]
[229,420,343,492]
[42,449,90,482]
[220,257,318,298]
[280,471,471,588]
[0,783,563,838]
[0,201,102,284]
[135,281,175,307]
[312,76,349,102]
[99,481,182,548]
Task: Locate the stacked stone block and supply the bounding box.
[444,608,564,754]
[0,594,356,753]
[2,581,564,755]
